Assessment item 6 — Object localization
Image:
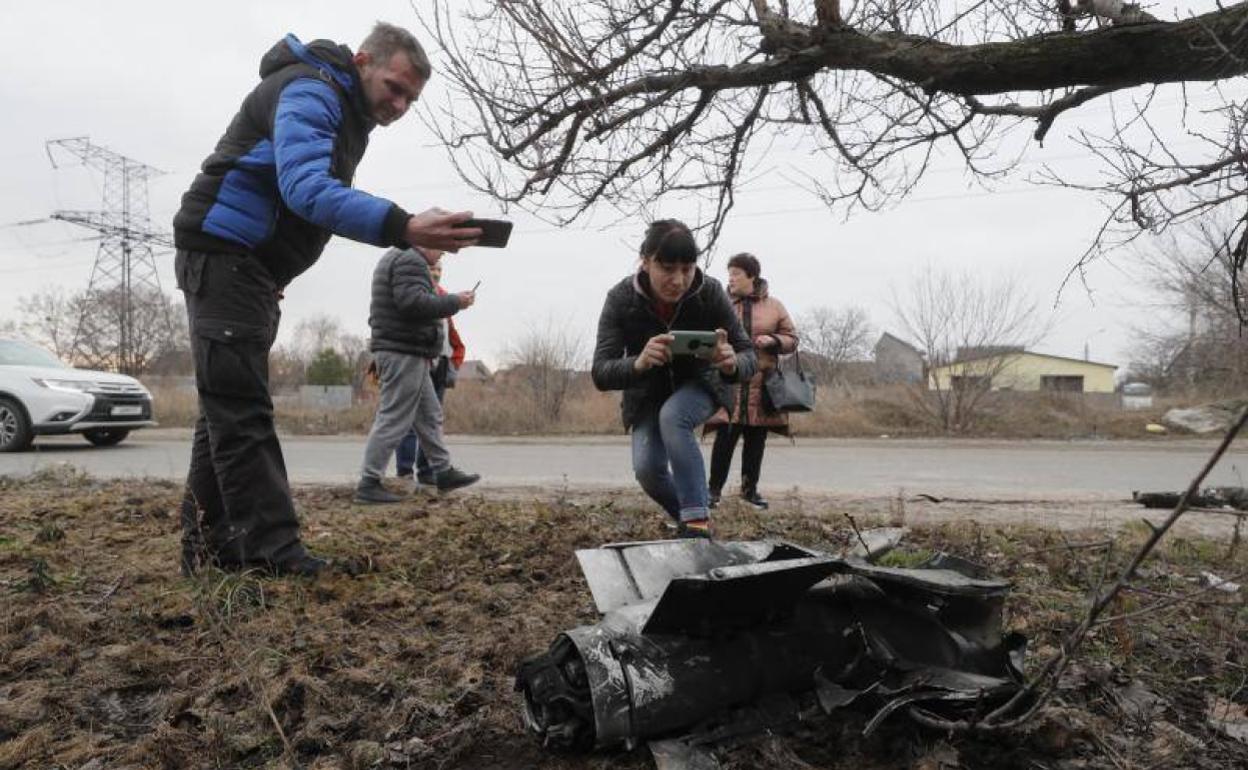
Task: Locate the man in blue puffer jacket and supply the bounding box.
[172,22,480,578]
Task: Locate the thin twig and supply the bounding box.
[86,575,125,609]
[1019,540,1113,558]
[842,512,871,555]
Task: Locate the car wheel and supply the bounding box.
[83,428,131,447]
[0,396,34,452]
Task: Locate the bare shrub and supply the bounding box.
[1130,220,1248,397]
[16,288,80,361]
[17,286,187,375]
[284,314,372,391]
[499,321,586,430]
[797,305,872,387]
[891,266,1048,433]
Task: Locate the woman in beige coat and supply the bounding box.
[706,253,798,509]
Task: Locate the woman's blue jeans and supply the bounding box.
[631,381,718,523]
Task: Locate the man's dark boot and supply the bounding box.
[436,466,480,493]
[270,553,329,578]
[214,551,330,579]
[180,544,203,577]
[179,496,207,576]
[355,476,403,504]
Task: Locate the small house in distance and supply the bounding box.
[456,360,493,382]
[873,333,925,384]
[930,349,1117,393]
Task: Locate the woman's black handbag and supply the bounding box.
[764,350,816,413]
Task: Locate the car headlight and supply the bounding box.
[33,378,95,393]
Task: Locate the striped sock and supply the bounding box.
[679,518,712,538]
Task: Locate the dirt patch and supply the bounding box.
[475,483,1246,539]
[1,467,1245,769]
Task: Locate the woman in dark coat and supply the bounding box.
[706,253,798,509]
[591,220,756,537]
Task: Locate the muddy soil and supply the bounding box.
[1,468,1245,769]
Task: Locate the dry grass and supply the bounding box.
[147,385,198,429]
[149,381,623,437]
[1,469,1245,769]
[150,381,1190,440]
[789,385,1179,439]
[443,380,620,435]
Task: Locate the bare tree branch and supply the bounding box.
[966,85,1116,142]
[424,1,1248,295]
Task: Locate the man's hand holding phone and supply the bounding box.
[456,290,476,309]
[454,218,513,248]
[634,333,674,372]
[406,208,481,252]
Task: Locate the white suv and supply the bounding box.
[0,338,156,452]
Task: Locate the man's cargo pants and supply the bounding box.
[175,249,310,573]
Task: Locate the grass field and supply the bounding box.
[1,468,1245,769]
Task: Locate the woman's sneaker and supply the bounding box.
[708,490,721,510]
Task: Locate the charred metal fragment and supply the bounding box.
[1134,487,1248,510]
[850,526,909,561]
[516,539,1027,764]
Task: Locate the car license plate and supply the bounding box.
[111,405,142,416]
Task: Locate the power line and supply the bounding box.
[0,256,97,276]
[0,218,50,229]
[0,234,101,254]
[46,137,176,375]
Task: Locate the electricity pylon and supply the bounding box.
[46,137,175,374]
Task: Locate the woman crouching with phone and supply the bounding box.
[592,220,756,538]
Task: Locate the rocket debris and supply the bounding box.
[516,539,1026,766]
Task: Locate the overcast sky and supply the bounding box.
[0,1,1233,370]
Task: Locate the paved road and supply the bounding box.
[3,430,1246,498]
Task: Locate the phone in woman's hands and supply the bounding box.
[669,330,718,359]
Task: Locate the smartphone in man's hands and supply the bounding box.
[453,218,512,248]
